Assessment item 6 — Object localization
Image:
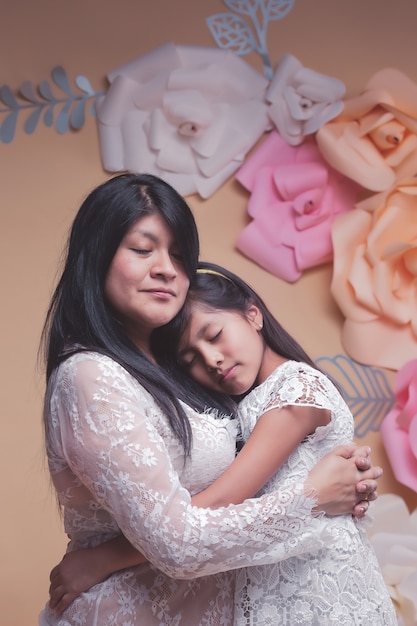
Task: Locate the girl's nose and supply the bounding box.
[203,347,223,372]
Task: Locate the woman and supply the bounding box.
[40,174,381,625]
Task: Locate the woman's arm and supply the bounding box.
[52,356,383,588]
[50,403,379,615]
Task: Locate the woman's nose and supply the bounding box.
[152,251,177,278]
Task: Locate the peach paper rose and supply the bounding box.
[316,68,417,191]
[331,178,417,370]
[380,359,417,493]
[235,131,358,282]
[267,53,345,146]
[96,42,270,198]
[366,494,417,625]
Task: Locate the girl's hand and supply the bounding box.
[306,444,383,518]
[49,548,110,615]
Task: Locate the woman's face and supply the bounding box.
[177,304,266,395]
[105,213,190,355]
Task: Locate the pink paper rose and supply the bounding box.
[381,360,417,493]
[235,131,358,282]
[267,53,345,146]
[331,178,417,370]
[316,68,417,191]
[96,42,270,198]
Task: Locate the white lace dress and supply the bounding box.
[234,360,398,625]
[38,352,334,626]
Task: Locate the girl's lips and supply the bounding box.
[219,365,237,383]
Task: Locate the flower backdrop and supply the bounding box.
[1,2,417,619]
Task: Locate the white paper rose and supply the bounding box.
[96,42,270,198]
[266,53,345,146]
[367,494,417,625]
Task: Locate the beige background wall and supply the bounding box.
[1,1,417,623]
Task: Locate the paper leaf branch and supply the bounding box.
[0,66,103,143]
[316,354,395,438]
[207,0,295,79]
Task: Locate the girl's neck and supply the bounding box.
[256,346,287,386]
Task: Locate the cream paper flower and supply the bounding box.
[367,494,417,626]
[96,42,270,198]
[316,68,417,191]
[266,53,345,146]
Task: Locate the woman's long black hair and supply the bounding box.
[41,174,231,455]
[153,260,322,400]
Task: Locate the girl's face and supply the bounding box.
[105,213,190,356]
[177,304,273,395]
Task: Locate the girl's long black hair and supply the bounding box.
[153,260,322,400]
[41,175,232,455]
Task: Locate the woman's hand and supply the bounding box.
[49,548,109,615]
[49,535,147,615]
[306,444,383,518]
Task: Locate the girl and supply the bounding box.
[46,244,387,624]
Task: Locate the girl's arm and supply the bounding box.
[192,404,329,508]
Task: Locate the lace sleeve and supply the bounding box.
[263,363,336,414]
[52,354,331,580]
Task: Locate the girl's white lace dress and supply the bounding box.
[39,352,335,626]
[234,360,397,625]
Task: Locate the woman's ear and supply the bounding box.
[246,305,263,330]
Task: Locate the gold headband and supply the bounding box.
[196,268,233,283]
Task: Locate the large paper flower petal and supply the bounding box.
[235,131,358,282]
[366,494,417,625]
[267,54,345,146]
[331,178,417,370]
[317,68,417,191]
[381,360,417,493]
[96,42,270,198]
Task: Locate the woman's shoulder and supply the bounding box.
[52,350,150,400]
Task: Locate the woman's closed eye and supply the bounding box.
[130,247,151,256]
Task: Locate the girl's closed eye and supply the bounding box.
[209,330,222,343]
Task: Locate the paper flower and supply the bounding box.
[316,68,417,191]
[266,53,345,146]
[95,42,270,199]
[366,494,417,625]
[235,131,358,282]
[381,360,417,493]
[330,178,417,371]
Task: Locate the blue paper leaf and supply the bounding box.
[24,107,42,134]
[315,355,395,438]
[0,85,18,108]
[89,100,97,118]
[55,99,72,134]
[38,80,56,102]
[75,75,95,95]
[52,66,74,96]
[0,110,18,143]
[43,105,54,128]
[19,81,40,103]
[264,0,295,21]
[70,98,86,130]
[224,0,294,21]
[224,0,258,17]
[207,13,258,54]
